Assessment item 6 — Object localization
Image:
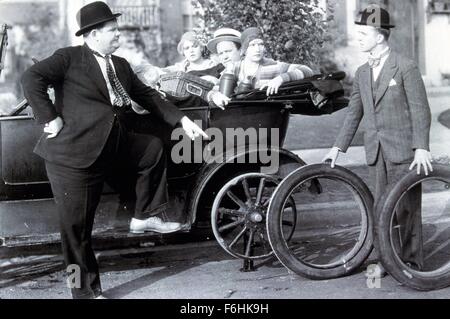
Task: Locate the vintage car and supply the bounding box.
[0,70,347,243]
[0,24,379,280]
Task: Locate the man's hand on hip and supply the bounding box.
[409,149,433,176]
[180,116,209,141]
[44,116,64,139]
[323,147,341,168]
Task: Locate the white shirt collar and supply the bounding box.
[86,44,110,59]
[371,47,391,81]
[369,46,390,59]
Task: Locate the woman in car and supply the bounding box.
[228,27,315,96]
[136,31,224,87]
[133,31,229,113]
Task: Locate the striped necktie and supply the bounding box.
[91,49,131,107]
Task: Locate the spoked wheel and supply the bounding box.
[377,164,450,291]
[211,173,297,260]
[267,164,374,279]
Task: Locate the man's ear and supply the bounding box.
[88,29,98,40]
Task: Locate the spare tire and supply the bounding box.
[267,164,374,279]
[377,164,450,291]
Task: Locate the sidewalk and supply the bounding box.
[294,146,366,167]
[428,88,450,157]
[289,87,450,166]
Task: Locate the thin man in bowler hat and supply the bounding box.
[323,5,433,273]
[21,1,212,299]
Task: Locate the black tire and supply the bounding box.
[267,164,374,279]
[377,164,450,291]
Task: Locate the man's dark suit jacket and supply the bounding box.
[21,44,184,169]
[335,51,431,165]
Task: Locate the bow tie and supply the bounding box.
[368,50,390,68]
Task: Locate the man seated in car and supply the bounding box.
[207,27,242,67]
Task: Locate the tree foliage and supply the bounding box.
[15,3,68,62]
[7,3,68,99]
[192,0,334,70]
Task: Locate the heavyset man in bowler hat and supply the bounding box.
[324,5,433,273]
[21,1,208,299]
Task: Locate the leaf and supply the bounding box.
[191,0,332,68]
[284,40,295,50]
[260,0,267,9]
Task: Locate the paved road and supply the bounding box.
[1,236,450,299]
[1,184,449,299]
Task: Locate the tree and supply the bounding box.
[8,3,68,100]
[191,0,334,71]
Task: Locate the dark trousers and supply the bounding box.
[370,146,424,268]
[45,120,168,299]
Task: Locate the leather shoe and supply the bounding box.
[130,216,182,234]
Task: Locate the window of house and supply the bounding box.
[181,0,194,32]
[428,0,450,13]
[182,14,193,33]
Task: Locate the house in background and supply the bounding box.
[0,0,197,109]
[328,0,450,86]
[66,0,197,67]
[0,0,196,73]
[0,0,61,83]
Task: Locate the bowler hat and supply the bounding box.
[75,1,121,37]
[207,28,241,54]
[355,5,395,29]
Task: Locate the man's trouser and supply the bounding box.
[45,120,168,299]
[369,146,424,269]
